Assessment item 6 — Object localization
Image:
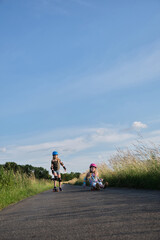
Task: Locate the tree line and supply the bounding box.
[0,162,51,180]
[0,162,80,181]
[61,172,80,181]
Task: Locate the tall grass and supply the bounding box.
[71,140,160,190]
[0,168,53,209]
[103,140,160,189]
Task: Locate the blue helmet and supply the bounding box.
[52,151,58,156]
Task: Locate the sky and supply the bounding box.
[0,0,160,173]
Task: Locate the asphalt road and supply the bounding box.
[0,184,160,240]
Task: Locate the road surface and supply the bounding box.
[0,184,160,240]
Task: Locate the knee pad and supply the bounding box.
[58,178,62,182]
[54,176,58,181]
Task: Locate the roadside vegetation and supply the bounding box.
[0,165,53,210]
[0,162,81,210]
[69,140,160,190]
[61,172,80,181]
[0,162,51,180]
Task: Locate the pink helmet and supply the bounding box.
[90,163,97,168]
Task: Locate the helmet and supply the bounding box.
[90,163,97,168]
[52,151,58,156]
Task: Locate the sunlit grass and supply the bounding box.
[70,140,160,190]
[0,169,53,210]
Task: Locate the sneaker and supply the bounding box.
[53,187,57,192]
[59,187,63,191]
[95,183,100,190]
[104,182,109,189]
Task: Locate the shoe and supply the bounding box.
[104,182,109,189]
[95,183,100,190]
[53,187,58,192]
[59,187,63,191]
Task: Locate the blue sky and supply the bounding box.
[0,0,160,173]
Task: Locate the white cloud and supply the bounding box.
[14,127,133,155]
[132,121,147,130]
[143,130,160,145]
[91,128,133,143]
[16,136,93,156]
[0,147,7,153]
[65,150,116,173]
[0,126,135,171]
[2,125,160,172]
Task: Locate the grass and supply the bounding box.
[0,168,53,210]
[69,140,160,190]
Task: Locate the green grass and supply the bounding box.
[99,162,160,190]
[70,140,160,190]
[0,168,53,210]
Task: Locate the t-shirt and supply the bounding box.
[51,158,61,171]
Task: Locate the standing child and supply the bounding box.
[51,151,66,192]
[83,163,108,190]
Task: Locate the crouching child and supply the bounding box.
[83,163,108,190]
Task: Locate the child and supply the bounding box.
[51,151,66,192]
[83,163,108,190]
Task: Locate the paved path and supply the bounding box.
[0,185,160,240]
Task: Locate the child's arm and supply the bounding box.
[83,172,90,187]
[96,171,99,178]
[96,172,103,182]
[60,160,66,171]
[96,171,100,180]
[51,160,54,173]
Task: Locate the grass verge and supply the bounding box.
[0,168,53,210]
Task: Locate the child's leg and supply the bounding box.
[98,181,104,188]
[92,182,97,188]
[54,173,57,188]
[90,180,100,190]
[58,174,62,188]
[104,182,109,188]
[91,181,101,190]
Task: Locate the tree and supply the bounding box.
[4,162,19,173]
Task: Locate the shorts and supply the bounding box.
[52,170,60,175]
